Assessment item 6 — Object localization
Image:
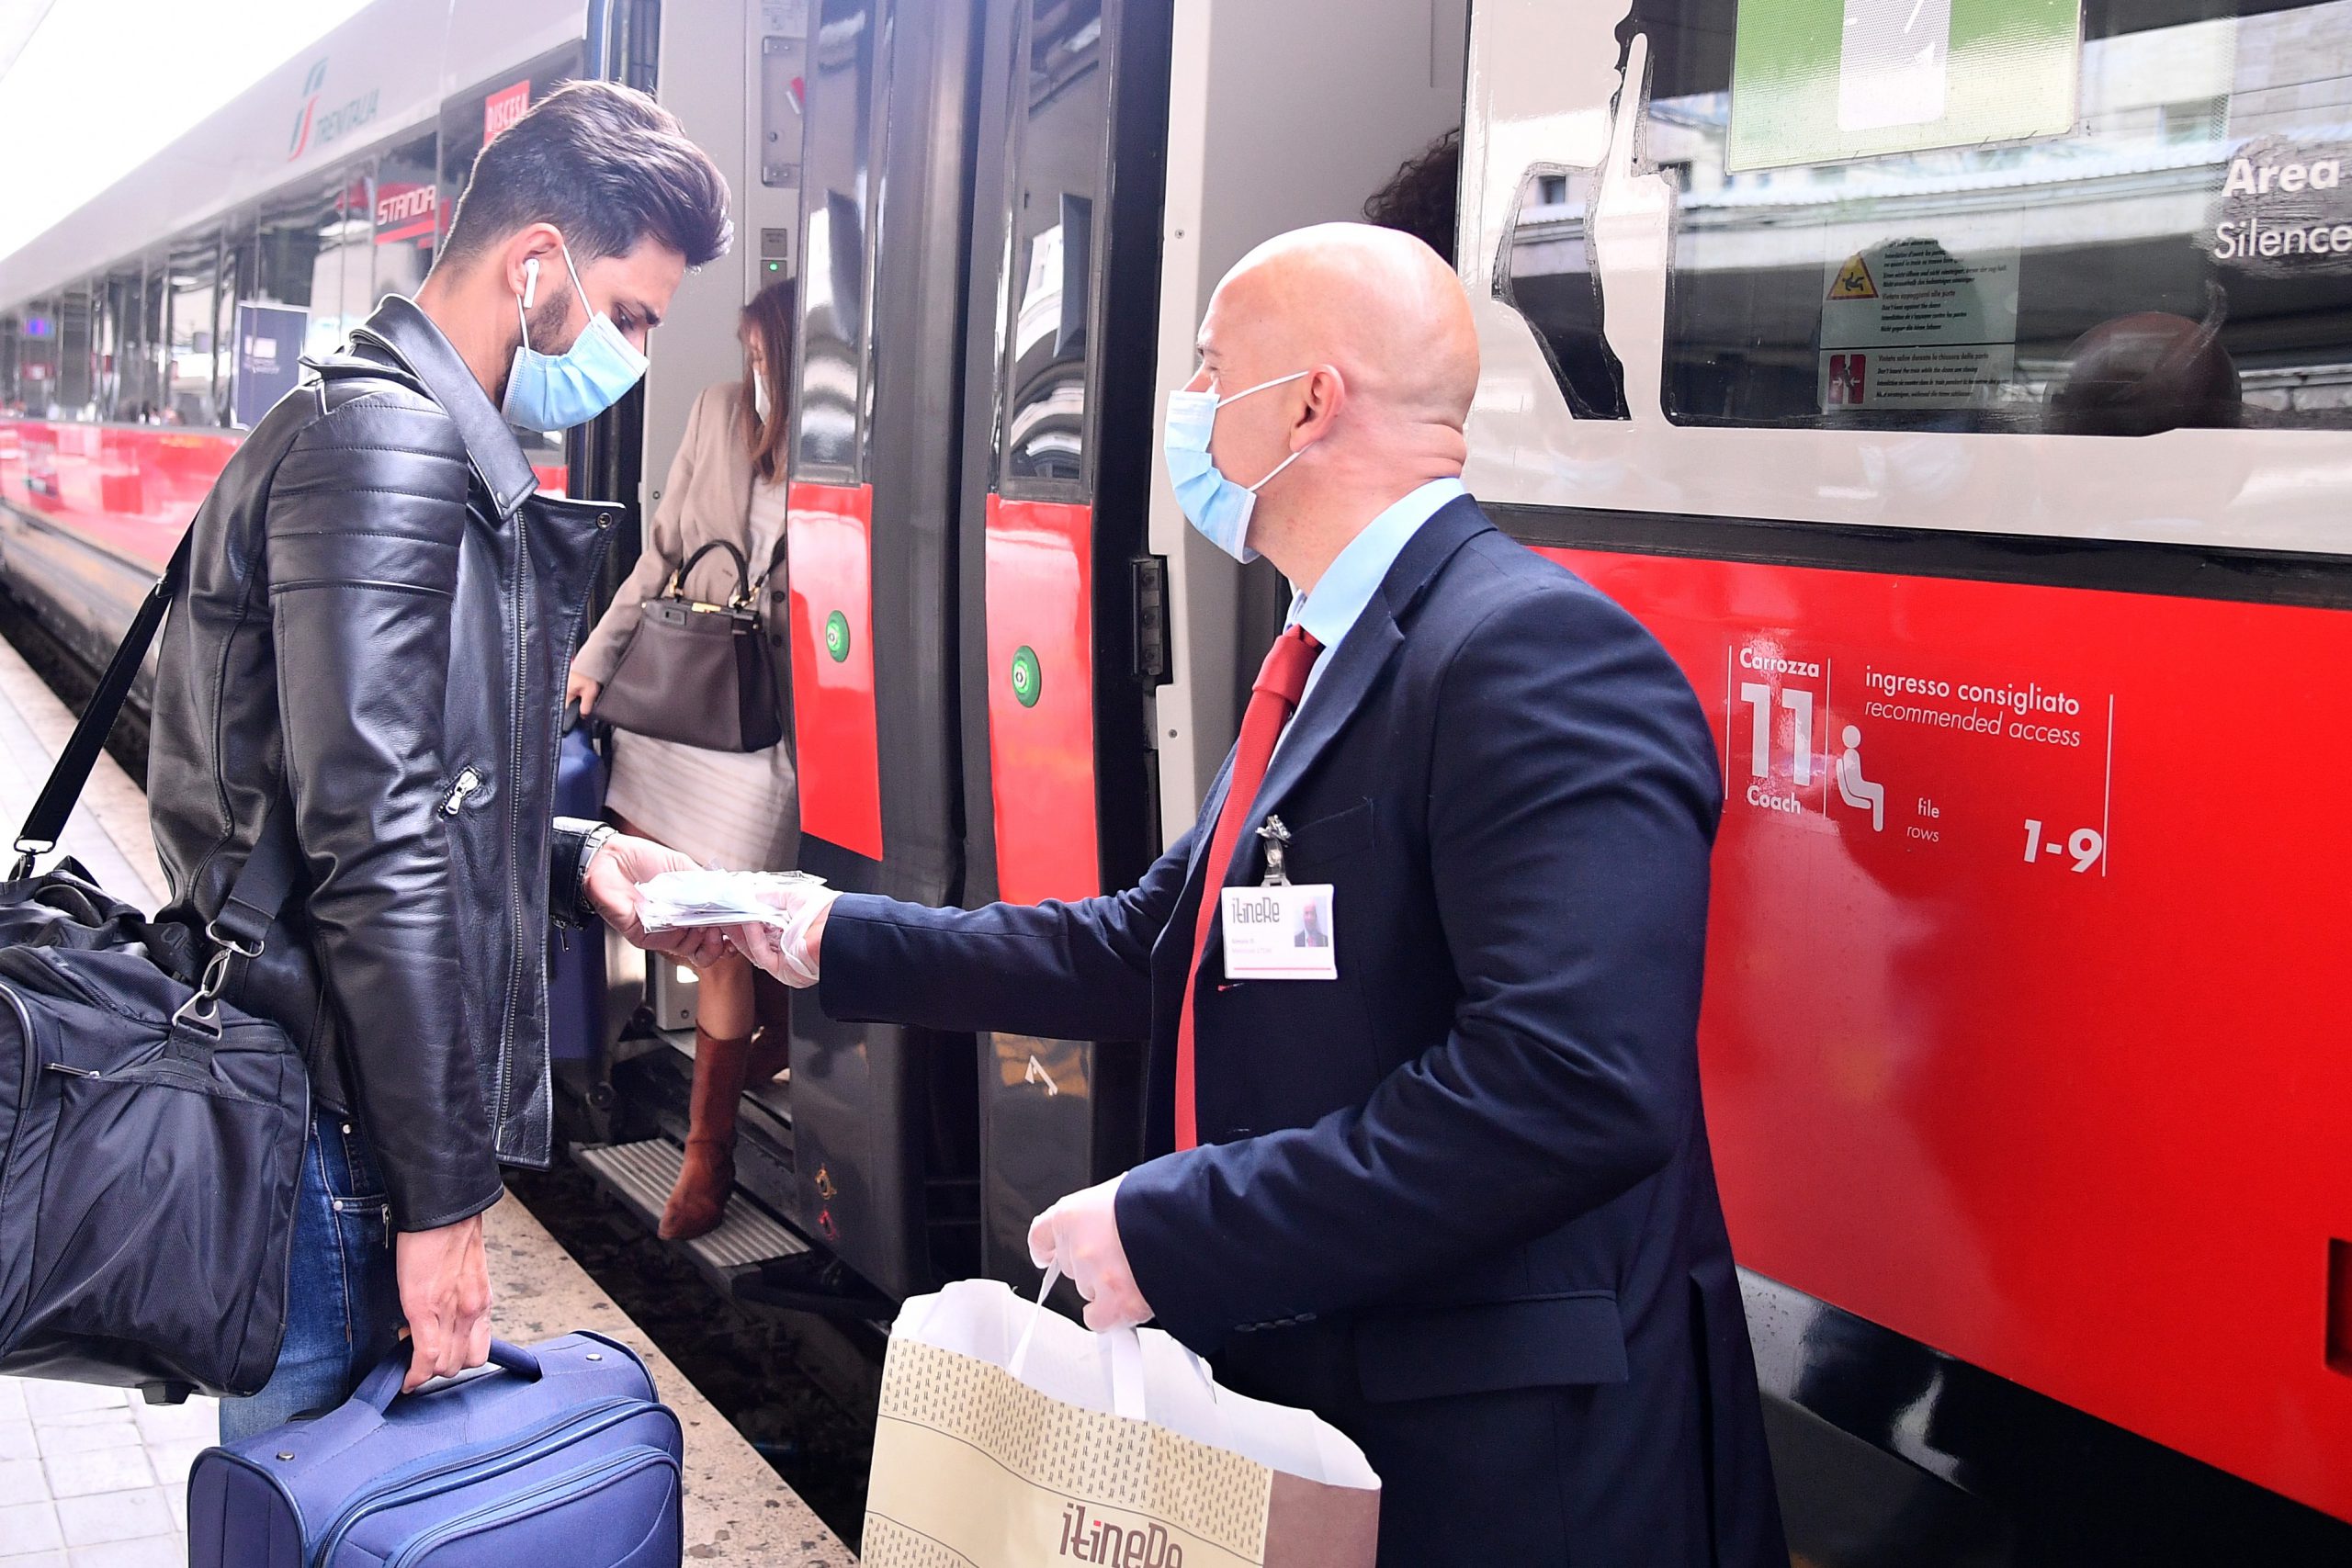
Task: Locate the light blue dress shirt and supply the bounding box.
[1285,476,1467,717]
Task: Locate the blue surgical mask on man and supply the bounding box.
[1162,371,1316,562]
[501,237,650,431]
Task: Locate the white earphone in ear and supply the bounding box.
[522,257,541,310]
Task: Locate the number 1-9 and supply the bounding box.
[2023,819,2104,873]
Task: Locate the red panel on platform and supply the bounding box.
[0,420,569,571]
[1542,546,2352,1520]
[787,481,884,860]
[0,420,239,568]
[984,494,1098,905]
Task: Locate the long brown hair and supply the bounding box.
[740,279,796,483]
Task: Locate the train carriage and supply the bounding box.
[5,1,2351,1560]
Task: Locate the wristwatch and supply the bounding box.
[572,822,618,926]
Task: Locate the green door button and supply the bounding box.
[824,610,850,662]
[1011,646,1042,707]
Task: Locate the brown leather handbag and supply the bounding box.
[593,538,786,752]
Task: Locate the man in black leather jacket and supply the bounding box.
[148,82,733,1436]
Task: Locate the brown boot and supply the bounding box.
[660,1025,754,1240]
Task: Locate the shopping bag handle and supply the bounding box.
[1009,1265,1148,1423]
[354,1337,546,1413]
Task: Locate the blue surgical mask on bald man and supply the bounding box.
[1162,371,1317,562]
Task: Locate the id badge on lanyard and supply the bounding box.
[1219,815,1337,980]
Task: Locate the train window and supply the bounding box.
[215,222,253,428]
[16,298,58,415]
[52,281,95,418]
[373,134,441,301]
[164,234,221,426]
[791,0,882,479]
[1494,164,1630,421]
[255,184,331,316]
[95,267,136,422]
[998,0,1106,492]
[1636,0,2352,434]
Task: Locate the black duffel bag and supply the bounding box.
[0,536,308,1402]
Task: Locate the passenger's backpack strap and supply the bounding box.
[8,534,191,882]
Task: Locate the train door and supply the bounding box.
[1460,0,2352,1557]
[954,0,1470,1285]
[779,0,983,1300]
[954,0,1172,1286]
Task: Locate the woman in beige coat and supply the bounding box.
[568,280,797,1239]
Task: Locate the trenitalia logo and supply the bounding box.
[288,60,327,159]
[1057,1505,1183,1565]
[287,57,379,162]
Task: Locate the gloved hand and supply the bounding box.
[1028,1173,1152,1332]
[727,882,837,987]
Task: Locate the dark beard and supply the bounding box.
[524,287,576,356]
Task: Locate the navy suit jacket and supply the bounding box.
[822,498,1784,1565]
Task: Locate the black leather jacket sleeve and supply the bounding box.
[550,816,605,928]
[266,387,505,1233]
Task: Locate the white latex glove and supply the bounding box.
[727,884,838,987]
[1028,1174,1152,1332]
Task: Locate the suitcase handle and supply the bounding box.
[354,1337,547,1412]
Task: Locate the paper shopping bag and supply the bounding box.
[862,1275,1380,1567]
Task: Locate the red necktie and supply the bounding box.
[1173,624,1322,1150]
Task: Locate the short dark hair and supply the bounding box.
[1364,130,1462,268]
[440,80,731,270]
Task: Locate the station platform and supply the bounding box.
[0,633,855,1566]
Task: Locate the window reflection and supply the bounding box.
[1496,164,1629,421]
[1001,0,1103,489]
[1636,0,2352,434]
[793,0,878,479]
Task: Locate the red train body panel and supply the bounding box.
[1544,545,2352,1520]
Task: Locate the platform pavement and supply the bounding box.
[0,632,855,1566]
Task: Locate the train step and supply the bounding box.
[571,1137,810,1299]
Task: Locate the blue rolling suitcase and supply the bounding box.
[187,1333,683,1567]
[549,716,610,1070]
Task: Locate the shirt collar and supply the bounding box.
[1290,477,1468,648]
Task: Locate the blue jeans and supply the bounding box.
[218,1111,404,1442]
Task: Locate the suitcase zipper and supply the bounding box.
[380,1444,676,1567]
[309,1397,662,1564]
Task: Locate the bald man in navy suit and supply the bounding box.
[736,223,1785,1566]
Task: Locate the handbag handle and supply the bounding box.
[354,1337,546,1413]
[665,539,752,607]
[751,531,787,595]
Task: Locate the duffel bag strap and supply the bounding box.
[170,796,300,1041]
[9,534,192,882]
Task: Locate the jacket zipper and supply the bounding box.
[494,522,530,1140]
[309,1396,645,1563]
[381,1445,675,1567]
[437,768,485,818]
